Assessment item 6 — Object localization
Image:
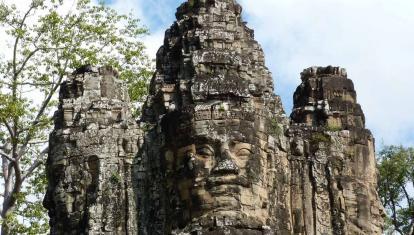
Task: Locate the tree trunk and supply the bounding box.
[1,171,20,235]
[1,202,12,235]
[409,222,414,235]
[1,224,10,235]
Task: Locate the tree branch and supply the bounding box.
[0,150,14,163]
[1,163,22,218]
[391,197,404,235]
[2,157,9,188]
[1,163,14,217]
[14,48,40,78]
[1,120,14,138]
[12,4,36,77]
[21,159,43,182]
[28,139,48,145]
[0,81,54,86]
[17,59,68,159]
[409,221,414,235]
[401,184,413,208]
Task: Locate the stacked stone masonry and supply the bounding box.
[44,66,141,234]
[45,0,384,234]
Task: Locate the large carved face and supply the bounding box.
[165,105,273,229]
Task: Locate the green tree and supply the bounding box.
[378,145,414,235]
[0,0,152,233]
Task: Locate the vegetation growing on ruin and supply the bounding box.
[310,133,332,147]
[268,117,282,136]
[0,0,151,233]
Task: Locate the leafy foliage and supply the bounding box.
[267,117,282,136]
[378,146,414,235]
[0,0,152,234]
[310,132,331,147]
[324,123,342,132]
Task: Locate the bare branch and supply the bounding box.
[12,160,22,191]
[1,162,22,218]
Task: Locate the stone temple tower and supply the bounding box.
[288,66,384,234]
[44,0,384,234]
[138,0,290,233]
[44,67,141,234]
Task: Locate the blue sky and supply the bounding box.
[106,0,414,150]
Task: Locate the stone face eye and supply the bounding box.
[196,146,214,157]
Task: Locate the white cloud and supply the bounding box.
[109,0,414,147]
[5,0,411,148]
[239,0,414,147]
[106,0,173,59]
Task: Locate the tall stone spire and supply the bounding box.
[139,0,290,234]
[142,0,282,123]
[288,66,384,234]
[44,67,141,234]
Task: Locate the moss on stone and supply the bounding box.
[110,172,121,185]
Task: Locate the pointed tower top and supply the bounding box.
[143,0,284,122]
[176,0,242,20]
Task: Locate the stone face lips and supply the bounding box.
[44,66,141,234]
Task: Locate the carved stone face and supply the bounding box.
[165,114,272,229]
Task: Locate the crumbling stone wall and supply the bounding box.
[44,66,141,234]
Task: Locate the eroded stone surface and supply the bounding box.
[288,66,384,234]
[44,66,141,234]
[138,0,290,234]
[291,66,365,129]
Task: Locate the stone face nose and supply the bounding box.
[212,148,240,175]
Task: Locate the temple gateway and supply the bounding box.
[44,0,384,234]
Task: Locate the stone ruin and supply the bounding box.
[44,66,141,234]
[44,0,384,234]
